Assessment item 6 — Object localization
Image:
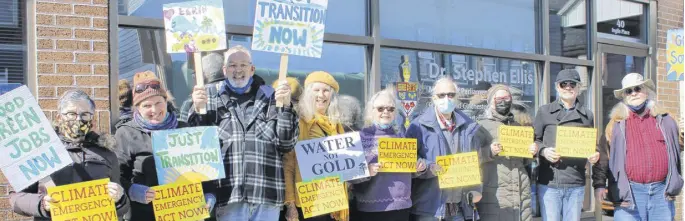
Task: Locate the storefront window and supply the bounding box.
[550,0,588,59]
[380,0,538,54]
[118,28,367,112]
[548,63,590,107]
[119,0,367,36]
[380,48,538,121]
[596,0,646,42]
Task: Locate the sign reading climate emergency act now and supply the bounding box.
[436,152,481,189]
[47,178,118,221]
[555,126,597,158]
[377,138,418,173]
[498,125,534,158]
[152,182,209,221]
[296,176,348,218]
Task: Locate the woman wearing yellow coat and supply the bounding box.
[283,71,348,221]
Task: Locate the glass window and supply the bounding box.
[0,0,25,84]
[380,0,538,53]
[548,63,590,107]
[119,0,367,36]
[118,28,367,114]
[550,0,588,59]
[596,0,646,42]
[599,53,645,127]
[380,48,538,122]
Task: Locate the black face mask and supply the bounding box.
[495,101,512,115]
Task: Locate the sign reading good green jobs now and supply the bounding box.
[0,86,72,191]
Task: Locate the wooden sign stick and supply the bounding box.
[194,52,207,114]
[276,53,289,107]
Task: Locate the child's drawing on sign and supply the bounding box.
[163,0,227,53]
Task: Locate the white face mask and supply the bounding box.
[433,98,456,114]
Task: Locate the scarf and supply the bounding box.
[488,109,514,124]
[133,111,178,132]
[225,77,253,95]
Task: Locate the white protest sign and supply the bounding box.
[0,86,72,191]
[251,0,328,58]
[295,132,369,181]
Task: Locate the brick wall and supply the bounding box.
[0,0,111,220]
[656,0,684,220]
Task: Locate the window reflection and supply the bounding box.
[550,0,587,59]
[549,63,590,106]
[596,0,645,42]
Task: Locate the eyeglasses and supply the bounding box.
[134,82,161,93]
[494,96,512,103]
[623,86,642,95]
[227,63,252,71]
[376,106,395,113]
[61,112,93,121]
[559,81,577,89]
[435,93,456,99]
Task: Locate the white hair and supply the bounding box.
[58,90,95,113]
[364,86,400,127]
[298,83,342,124]
[202,52,225,81]
[338,95,363,131]
[431,75,460,103]
[224,45,253,65]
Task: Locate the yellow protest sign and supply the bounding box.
[378,138,418,172]
[296,177,348,218]
[498,125,534,158]
[555,126,597,158]
[436,152,481,189]
[47,178,118,221]
[152,182,209,221]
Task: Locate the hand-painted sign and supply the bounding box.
[252,0,328,58]
[555,126,597,158]
[296,176,348,218]
[152,126,225,185]
[163,0,227,53]
[498,125,534,158]
[667,29,684,81]
[295,132,369,182]
[0,86,72,191]
[152,182,209,221]
[436,152,481,189]
[48,179,117,221]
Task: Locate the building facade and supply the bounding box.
[0,0,682,220]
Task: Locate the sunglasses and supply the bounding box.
[623,86,642,95]
[436,93,456,99]
[559,81,577,89]
[494,96,512,103]
[376,106,395,113]
[135,82,161,93]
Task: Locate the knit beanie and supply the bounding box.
[485,84,511,105]
[272,77,303,100]
[132,71,168,106]
[304,71,339,92]
[118,79,133,108]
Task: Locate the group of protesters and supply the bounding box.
[8,45,684,221]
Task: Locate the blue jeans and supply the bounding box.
[215,202,281,221]
[538,185,585,221]
[411,215,465,221]
[614,181,675,221]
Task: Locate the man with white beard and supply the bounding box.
[531,69,600,221]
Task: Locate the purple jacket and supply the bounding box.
[351,126,412,212]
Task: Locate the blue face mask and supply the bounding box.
[434,98,456,114]
[226,77,253,94]
[374,122,392,130]
[627,100,648,113]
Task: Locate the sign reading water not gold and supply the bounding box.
[152,182,209,221]
[498,125,534,158]
[47,178,117,221]
[436,152,481,189]
[555,126,597,158]
[378,138,417,173]
[296,176,348,219]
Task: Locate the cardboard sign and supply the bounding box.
[295,132,369,182]
[667,29,684,81]
[555,126,597,158]
[0,86,72,191]
[163,0,227,53]
[48,178,118,221]
[152,126,225,185]
[498,125,534,158]
[296,176,348,218]
[0,83,21,95]
[152,182,209,221]
[436,152,481,189]
[377,138,418,173]
[251,0,328,58]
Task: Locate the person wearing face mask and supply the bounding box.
[10,90,130,221]
[283,71,347,221]
[532,69,599,221]
[406,76,491,221]
[190,45,298,221]
[592,73,683,221]
[345,87,427,221]
[477,84,533,221]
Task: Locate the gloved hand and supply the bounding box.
[129,184,155,204]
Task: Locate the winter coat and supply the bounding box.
[10,132,130,221]
[593,102,684,207]
[477,114,532,221]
